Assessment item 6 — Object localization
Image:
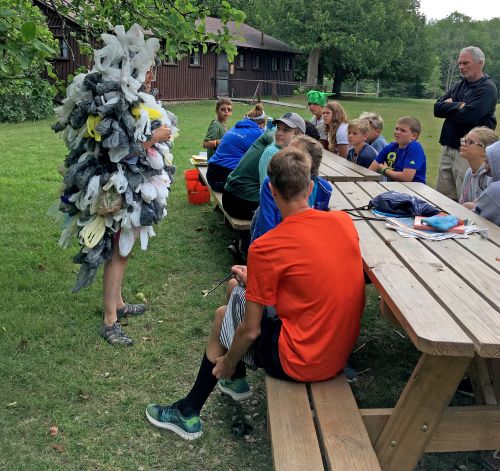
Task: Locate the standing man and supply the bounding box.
[434,46,497,201]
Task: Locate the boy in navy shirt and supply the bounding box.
[369,116,427,183]
[346,118,377,168]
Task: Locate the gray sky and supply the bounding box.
[419,0,500,21]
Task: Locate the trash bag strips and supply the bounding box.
[52,24,177,291]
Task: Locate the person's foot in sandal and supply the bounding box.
[116,303,146,319]
[101,322,134,346]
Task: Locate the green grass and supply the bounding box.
[0,97,491,470]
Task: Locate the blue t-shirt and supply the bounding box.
[347,143,377,168]
[370,135,388,154]
[251,175,333,242]
[375,140,427,183]
[208,118,263,170]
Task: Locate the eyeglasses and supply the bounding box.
[460,138,484,147]
[219,107,232,112]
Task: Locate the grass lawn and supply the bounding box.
[0,97,493,470]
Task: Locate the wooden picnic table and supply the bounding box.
[330,180,500,471]
[319,149,382,182]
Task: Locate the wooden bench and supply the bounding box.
[266,375,381,471]
[196,166,251,231]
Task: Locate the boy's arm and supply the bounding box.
[368,145,390,172]
[383,167,416,182]
[203,121,222,149]
[385,142,424,182]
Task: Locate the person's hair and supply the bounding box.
[324,101,348,152]
[348,118,370,136]
[216,97,232,110]
[290,134,323,177]
[246,102,266,123]
[460,46,485,65]
[397,116,421,135]
[268,148,311,202]
[467,126,499,147]
[304,121,320,141]
[359,111,384,131]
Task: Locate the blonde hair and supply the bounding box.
[359,111,384,131]
[467,126,499,147]
[290,134,324,177]
[348,118,370,135]
[324,101,348,152]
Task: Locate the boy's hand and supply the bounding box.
[213,355,236,379]
[231,265,247,286]
[152,125,171,143]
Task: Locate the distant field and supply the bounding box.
[0,98,491,470]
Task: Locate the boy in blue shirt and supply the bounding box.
[369,116,427,183]
[346,118,377,168]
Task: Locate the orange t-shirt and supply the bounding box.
[246,209,365,382]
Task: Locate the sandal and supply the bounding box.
[116,303,146,319]
[101,322,134,346]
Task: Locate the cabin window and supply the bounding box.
[189,50,201,66]
[271,56,281,71]
[58,38,69,59]
[164,56,178,66]
[252,55,261,70]
[235,53,245,69]
[284,56,292,72]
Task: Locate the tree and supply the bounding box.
[0,0,56,79]
[231,0,433,94]
[47,0,245,63]
[2,0,245,82]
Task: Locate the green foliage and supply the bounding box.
[0,76,54,122]
[0,0,56,78]
[50,0,245,63]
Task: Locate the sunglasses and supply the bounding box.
[460,138,484,147]
[219,107,233,112]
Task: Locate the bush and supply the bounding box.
[0,77,55,122]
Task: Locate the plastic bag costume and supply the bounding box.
[52,24,177,292]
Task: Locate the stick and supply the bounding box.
[202,273,234,297]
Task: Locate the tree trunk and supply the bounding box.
[332,67,344,97]
[306,48,321,88]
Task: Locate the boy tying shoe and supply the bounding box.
[369,116,427,183]
[346,118,377,168]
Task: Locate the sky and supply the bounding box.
[419,0,500,21]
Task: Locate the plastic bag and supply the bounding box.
[369,191,440,217]
[92,189,122,216]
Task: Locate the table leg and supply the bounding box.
[374,353,471,471]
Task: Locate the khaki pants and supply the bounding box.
[435,146,470,201]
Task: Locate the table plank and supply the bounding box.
[335,181,474,357]
[346,182,500,358]
[322,149,382,180]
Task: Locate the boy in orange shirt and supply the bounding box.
[146,147,365,440]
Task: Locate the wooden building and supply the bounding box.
[36,2,297,101]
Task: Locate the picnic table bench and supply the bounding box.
[266,180,500,471]
[196,166,251,231]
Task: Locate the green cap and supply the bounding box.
[306,90,330,107]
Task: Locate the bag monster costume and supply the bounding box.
[53,24,178,291]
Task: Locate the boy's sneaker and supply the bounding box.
[101,322,134,346]
[145,403,202,440]
[218,378,252,401]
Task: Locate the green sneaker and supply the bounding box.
[145,403,202,440]
[218,378,252,401]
